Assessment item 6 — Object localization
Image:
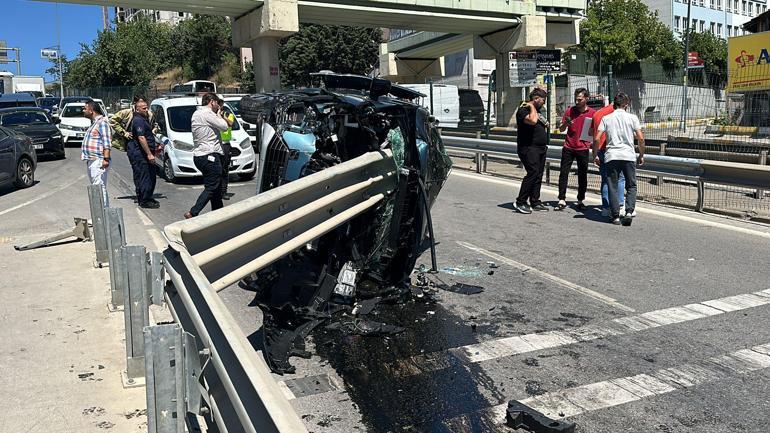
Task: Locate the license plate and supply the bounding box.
[76,133,84,138]
[34,144,43,150]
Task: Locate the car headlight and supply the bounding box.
[238,137,251,150]
[52,134,62,139]
[59,124,74,130]
[173,140,195,151]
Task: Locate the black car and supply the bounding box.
[0,125,37,189]
[0,108,65,159]
[458,88,485,129]
[37,97,60,115]
[0,93,38,110]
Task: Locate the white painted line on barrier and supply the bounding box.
[0,175,86,217]
[276,380,297,401]
[457,241,635,313]
[476,341,770,424]
[450,171,770,240]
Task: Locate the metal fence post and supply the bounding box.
[87,185,109,266]
[656,143,666,186]
[105,208,127,310]
[757,151,767,199]
[145,324,201,433]
[696,179,705,212]
[147,252,166,306]
[123,245,150,386]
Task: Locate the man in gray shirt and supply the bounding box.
[184,93,233,219]
[594,92,645,225]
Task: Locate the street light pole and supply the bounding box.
[680,0,693,131]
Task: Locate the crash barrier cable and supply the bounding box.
[442,136,770,218]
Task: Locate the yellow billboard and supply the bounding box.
[727,31,770,92]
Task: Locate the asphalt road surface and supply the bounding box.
[18,147,770,433]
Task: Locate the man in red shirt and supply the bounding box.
[591,99,626,216]
[557,88,595,210]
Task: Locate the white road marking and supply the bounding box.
[450,171,770,240]
[477,341,770,423]
[0,175,86,217]
[457,241,635,313]
[148,229,168,252]
[454,288,770,364]
[135,208,154,226]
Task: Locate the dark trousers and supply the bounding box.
[221,143,231,195]
[606,160,638,218]
[190,153,224,216]
[558,147,590,201]
[127,146,157,204]
[516,145,547,206]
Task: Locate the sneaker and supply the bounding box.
[621,215,633,226]
[610,217,621,225]
[576,200,586,210]
[619,205,625,215]
[531,203,550,212]
[601,208,610,217]
[513,202,532,214]
[627,210,637,217]
[149,198,160,204]
[557,200,567,210]
[140,201,160,209]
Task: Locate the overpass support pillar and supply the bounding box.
[379,45,444,82]
[473,15,547,127]
[232,0,299,91]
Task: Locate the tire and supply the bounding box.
[14,157,35,188]
[240,94,275,124]
[163,157,177,183]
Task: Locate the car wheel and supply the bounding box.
[14,157,35,188]
[163,157,177,183]
[237,167,256,181]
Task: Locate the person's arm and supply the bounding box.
[101,120,112,169]
[559,108,571,132]
[207,109,230,132]
[109,110,129,139]
[523,103,538,126]
[134,120,155,161]
[592,118,605,166]
[635,128,645,166]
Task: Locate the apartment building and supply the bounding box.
[114,7,192,26]
[644,0,767,38]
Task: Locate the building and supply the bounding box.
[114,8,192,26]
[743,8,770,31]
[643,0,767,39]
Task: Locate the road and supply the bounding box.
[14,147,770,433]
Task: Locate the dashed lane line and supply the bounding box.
[457,241,635,313]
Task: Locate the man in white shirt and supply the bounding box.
[594,92,645,225]
[184,93,233,219]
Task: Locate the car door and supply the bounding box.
[151,104,168,161]
[0,127,15,182]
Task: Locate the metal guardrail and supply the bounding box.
[442,135,770,212]
[158,149,397,433]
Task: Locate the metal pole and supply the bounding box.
[485,71,493,138]
[607,65,613,102]
[87,185,109,265]
[429,78,434,115]
[680,1,693,132]
[16,48,21,75]
[57,47,64,98]
[123,245,150,385]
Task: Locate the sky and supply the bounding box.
[1,1,110,82]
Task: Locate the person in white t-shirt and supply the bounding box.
[595,92,645,225]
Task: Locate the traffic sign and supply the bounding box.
[508,51,538,87]
[536,49,562,73]
[41,49,59,60]
[687,51,705,68]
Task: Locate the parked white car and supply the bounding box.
[149,96,257,182]
[56,103,90,144]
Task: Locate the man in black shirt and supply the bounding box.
[514,88,550,214]
[127,100,159,209]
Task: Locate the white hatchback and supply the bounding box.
[150,96,257,182]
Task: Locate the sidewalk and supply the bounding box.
[0,165,167,432]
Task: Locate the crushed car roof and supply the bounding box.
[310,71,425,100]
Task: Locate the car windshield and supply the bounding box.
[1,111,50,126]
[459,90,483,108]
[226,100,241,114]
[62,105,85,117]
[168,105,240,133]
[37,97,59,107]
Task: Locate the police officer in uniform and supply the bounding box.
[127,100,159,209]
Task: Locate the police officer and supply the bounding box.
[127,100,159,209]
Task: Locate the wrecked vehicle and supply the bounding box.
[238,72,452,374]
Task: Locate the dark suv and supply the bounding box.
[458,88,485,129]
[0,126,36,189]
[0,108,65,159]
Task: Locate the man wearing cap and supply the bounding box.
[184,93,233,219]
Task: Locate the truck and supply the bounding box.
[0,72,46,98]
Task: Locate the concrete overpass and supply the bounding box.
[44,0,585,124]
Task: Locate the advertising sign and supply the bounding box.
[727,32,770,92]
[508,51,538,87]
[40,49,59,60]
[687,51,705,68]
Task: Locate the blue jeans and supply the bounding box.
[598,150,625,210]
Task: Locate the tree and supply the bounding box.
[239,61,257,93]
[279,25,382,88]
[44,54,69,83]
[172,15,233,80]
[578,0,681,69]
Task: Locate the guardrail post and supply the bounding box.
[105,208,127,310]
[87,185,109,266]
[696,179,705,212]
[147,252,166,306]
[757,151,767,199]
[123,245,150,387]
[656,143,667,186]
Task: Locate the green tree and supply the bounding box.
[685,30,728,84]
[44,54,69,82]
[172,15,233,80]
[579,0,681,69]
[239,61,257,93]
[279,25,382,88]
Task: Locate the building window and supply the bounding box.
[710,22,715,33]
[728,25,732,36]
[675,16,681,32]
[742,0,747,14]
[700,20,705,32]
[718,22,723,37]
[748,1,753,14]
[699,0,705,6]
[710,0,715,8]
[735,0,739,12]
[717,0,722,9]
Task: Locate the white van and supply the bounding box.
[400,83,460,129]
[171,80,217,94]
